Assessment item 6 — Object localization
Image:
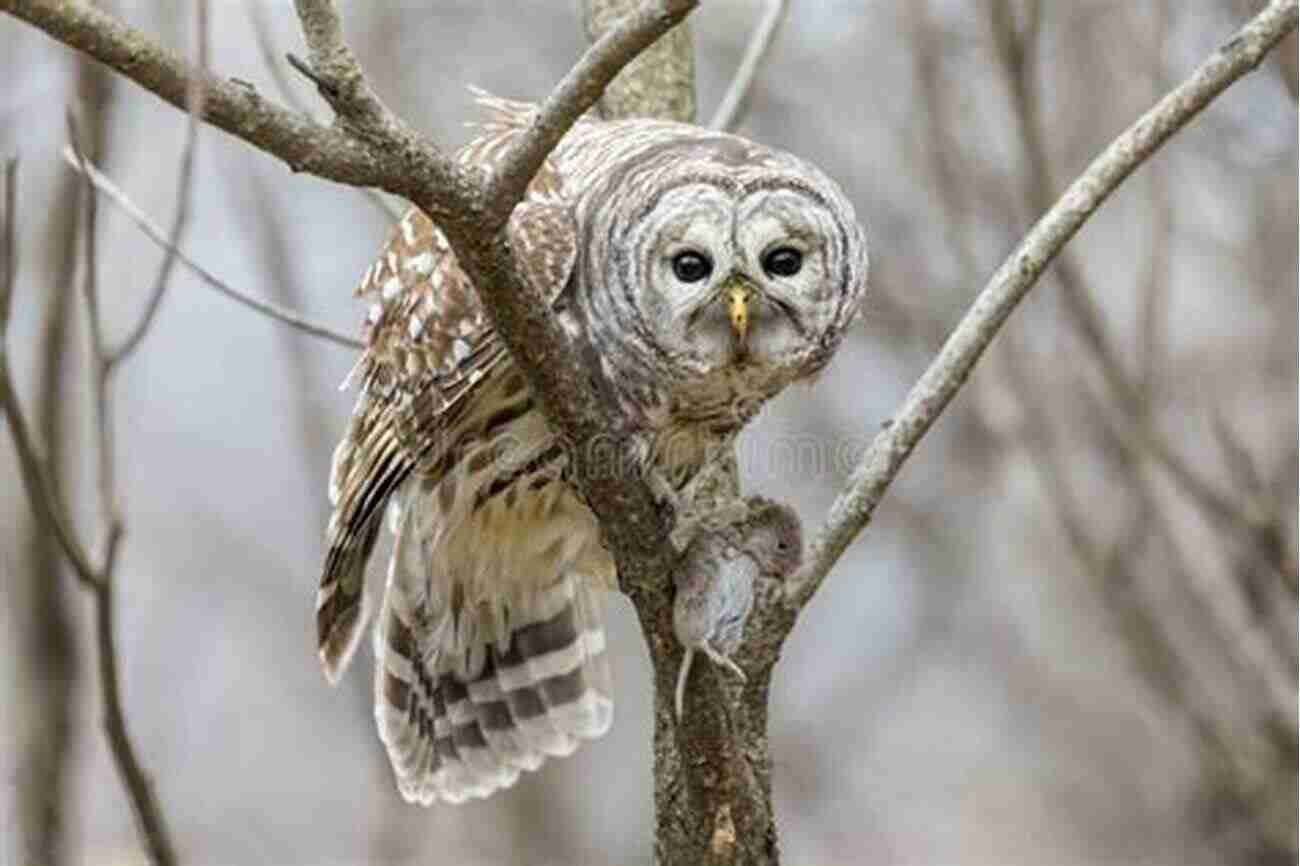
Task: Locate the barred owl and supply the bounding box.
[317,93,867,804]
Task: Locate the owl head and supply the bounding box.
[570,126,868,430]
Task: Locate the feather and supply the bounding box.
[374,496,612,804]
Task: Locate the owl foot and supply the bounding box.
[672,641,747,720]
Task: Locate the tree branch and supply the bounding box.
[584,0,696,122]
[489,0,698,219]
[66,108,180,866]
[107,0,206,365]
[245,1,403,222]
[0,0,699,563]
[3,144,181,866]
[60,148,362,350]
[710,0,789,132]
[3,5,701,859]
[0,0,431,195]
[993,0,1285,571]
[0,159,101,587]
[789,0,1298,607]
[4,2,1295,863]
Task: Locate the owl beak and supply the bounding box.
[725,278,753,348]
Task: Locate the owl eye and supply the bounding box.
[762,246,803,278]
[671,250,713,283]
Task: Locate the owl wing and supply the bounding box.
[317,94,578,683]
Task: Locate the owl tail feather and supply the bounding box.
[374,512,612,804]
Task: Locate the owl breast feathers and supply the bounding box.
[316,92,868,804]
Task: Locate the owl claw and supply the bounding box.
[673,642,747,720]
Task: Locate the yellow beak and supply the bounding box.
[727,281,752,346]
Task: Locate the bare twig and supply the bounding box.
[2,8,212,859]
[995,0,1290,570]
[108,0,207,363]
[16,71,92,857]
[0,0,480,220]
[0,0,697,474]
[247,3,320,122]
[584,0,696,122]
[789,0,1299,606]
[1135,167,1171,398]
[710,0,789,132]
[11,0,700,617]
[67,108,178,866]
[60,148,361,350]
[488,0,699,219]
[1081,385,1299,735]
[246,2,402,222]
[284,51,334,99]
[66,114,119,562]
[3,151,180,866]
[0,158,13,323]
[0,366,98,583]
[0,160,100,586]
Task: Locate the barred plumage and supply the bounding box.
[318,92,867,804]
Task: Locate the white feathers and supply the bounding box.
[403,250,434,276]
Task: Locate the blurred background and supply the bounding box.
[1,2,1295,864]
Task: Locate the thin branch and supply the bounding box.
[10,0,701,592]
[246,1,401,222]
[0,0,478,216]
[488,0,699,220]
[1090,386,1297,608]
[284,51,334,99]
[65,115,119,552]
[1134,167,1171,399]
[9,0,706,615]
[290,0,383,118]
[1,0,700,440]
[67,112,178,866]
[996,0,1286,564]
[0,160,101,586]
[3,150,180,866]
[61,148,361,350]
[247,3,321,122]
[0,351,103,587]
[0,158,14,325]
[710,0,789,132]
[788,0,1299,606]
[1080,383,1299,734]
[584,0,696,122]
[108,0,207,364]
